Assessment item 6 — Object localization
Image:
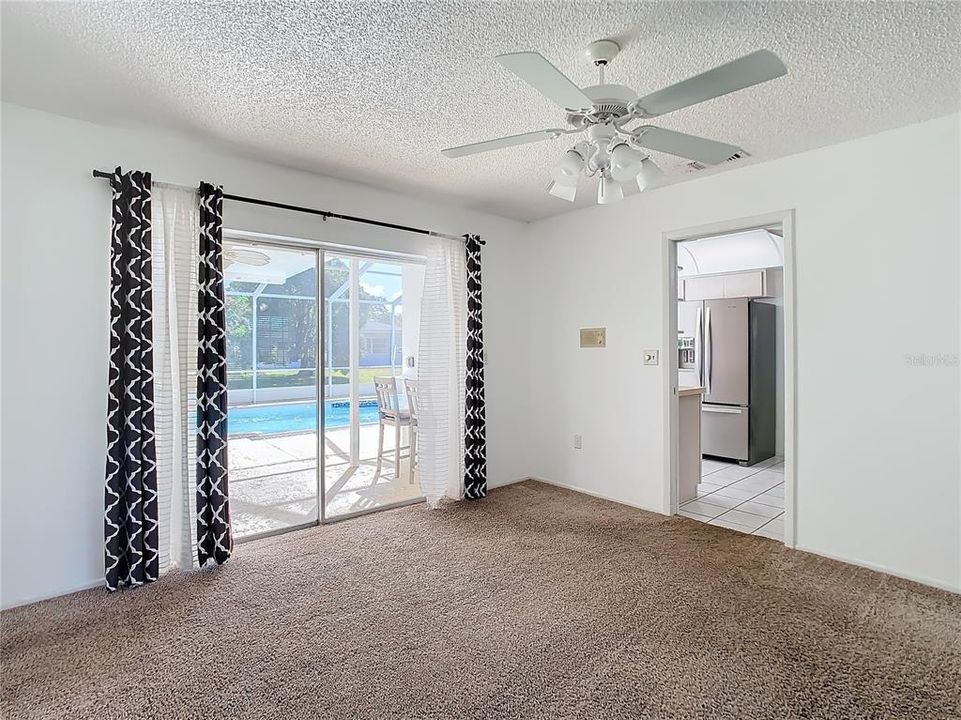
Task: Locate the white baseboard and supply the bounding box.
[2,577,103,611]
[9,486,954,609]
[488,476,531,490]
[525,475,667,516]
[525,476,959,596]
[794,544,960,595]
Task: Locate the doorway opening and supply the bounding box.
[666,213,796,544]
[223,237,425,541]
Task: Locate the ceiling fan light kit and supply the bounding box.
[635,157,665,192]
[550,148,586,186]
[597,175,624,205]
[546,180,577,202]
[442,40,787,206]
[609,143,645,183]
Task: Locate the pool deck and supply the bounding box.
[228,423,421,538]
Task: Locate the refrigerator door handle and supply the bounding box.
[704,306,712,395]
[694,305,703,385]
[702,405,744,414]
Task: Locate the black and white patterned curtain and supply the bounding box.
[464,234,487,499]
[196,182,232,566]
[104,168,158,591]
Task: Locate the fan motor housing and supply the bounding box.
[567,84,638,125]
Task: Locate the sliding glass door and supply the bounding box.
[225,242,320,539]
[224,237,425,539]
[322,253,424,520]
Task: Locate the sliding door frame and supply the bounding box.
[317,246,327,526]
[225,229,426,539]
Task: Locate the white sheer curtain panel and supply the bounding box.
[151,184,200,572]
[417,237,467,507]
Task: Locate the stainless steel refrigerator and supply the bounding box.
[678,297,776,465]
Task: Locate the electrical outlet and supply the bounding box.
[573,434,582,449]
[643,350,659,366]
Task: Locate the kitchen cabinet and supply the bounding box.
[684,275,725,301]
[723,270,767,298]
[678,387,704,503]
[681,270,770,300]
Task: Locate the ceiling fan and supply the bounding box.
[225,246,270,267]
[441,41,787,204]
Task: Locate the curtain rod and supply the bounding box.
[91,169,482,244]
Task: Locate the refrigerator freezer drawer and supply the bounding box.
[702,404,749,461]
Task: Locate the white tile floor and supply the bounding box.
[679,456,784,540]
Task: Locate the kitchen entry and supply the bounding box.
[669,220,792,541]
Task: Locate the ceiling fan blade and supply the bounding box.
[495,52,593,111]
[636,49,787,118]
[442,128,566,158]
[635,127,742,165]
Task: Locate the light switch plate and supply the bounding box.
[643,350,659,366]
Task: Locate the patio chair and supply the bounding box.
[403,379,419,484]
[373,376,413,482]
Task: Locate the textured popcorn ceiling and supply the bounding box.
[2,1,959,221]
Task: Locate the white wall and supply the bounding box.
[526,114,961,592]
[3,103,958,607]
[0,103,531,608]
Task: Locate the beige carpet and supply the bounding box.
[2,481,960,719]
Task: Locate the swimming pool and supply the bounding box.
[228,400,381,436]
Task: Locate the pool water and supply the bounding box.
[228,400,381,436]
